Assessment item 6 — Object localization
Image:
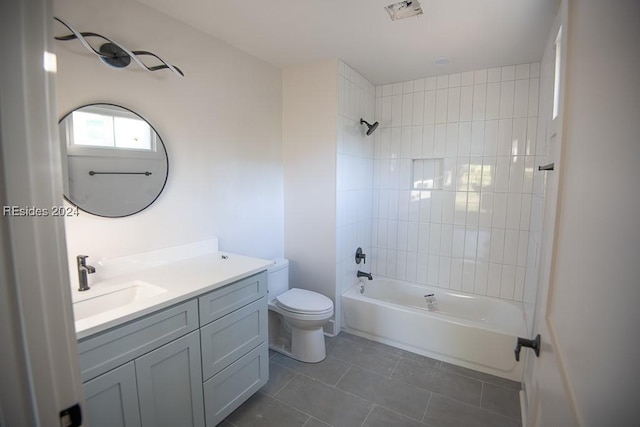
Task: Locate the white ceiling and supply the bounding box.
[138,0,558,85]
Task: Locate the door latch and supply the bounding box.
[514,334,541,362]
[59,403,82,427]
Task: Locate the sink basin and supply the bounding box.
[73,280,167,321]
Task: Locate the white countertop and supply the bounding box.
[73,251,273,340]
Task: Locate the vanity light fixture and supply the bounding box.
[53,17,184,77]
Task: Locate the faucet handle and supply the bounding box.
[77,254,89,264]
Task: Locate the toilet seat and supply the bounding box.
[275,288,333,315]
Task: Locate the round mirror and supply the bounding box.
[58,104,169,217]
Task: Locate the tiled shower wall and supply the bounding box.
[336,61,375,314]
[371,63,541,302]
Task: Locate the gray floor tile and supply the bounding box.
[225,391,310,427]
[339,333,441,367]
[337,366,430,421]
[326,335,399,377]
[270,353,350,386]
[302,417,332,427]
[364,405,427,427]
[275,374,372,427]
[439,362,521,391]
[392,358,482,406]
[423,394,521,427]
[261,361,296,396]
[481,383,521,420]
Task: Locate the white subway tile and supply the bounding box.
[495,156,511,193]
[461,71,474,86]
[422,124,435,156]
[520,194,532,230]
[517,230,529,266]
[516,63,531,80]
[400,127,412,159]
[487,263,502,297]
[425,76,437,90]
[466,190,480,226]
[500,265,516,299]
[449,73,461,87]
[503,229,519,265]
[454,191,468,224]
[435,89,449,124]
[512,117,527,156]
[403,80,414,94]
[407,221,419,252]
[483,120,499,156]
[411,126,423,158]
[474,69,488,84]
[382,96,392,127]
[481,156,496,192]
[429,223,442,254]
[460,86,473,121]
[402,93,414,126]
[528,78,540,117]
[424,90,436,124]
[438,256,451,288]
[388,190,400,220]
[477,227,491,261]
[458,122,472,156]
[501,65,516,81]
[413,78,425,92]
[464,227,478,259]
[392,94,403,127]
[430,190,443,223]
[474,261,489,295]
[486,82,501,119]
[471,121,485,155]
[387,250,397,278]
[396,251,407,281]
[447,87,461,122]
[375,97,382,123]
[408,190,420,221]
[506,193,523,230]
[434,124,447,157]
[491,193,508,229]
[513,267,526,301]
[446,123,459,157]
[526,118,537,156]
[487,67,502,83]
[530,62,540,78]
[419,195,432,223]
[462,260,476,293]
[376,85,383,98]
[387,219,399,249]
[499,81,515,119]
[455,158,469,192]
[399,160,412,192]
[450,258,463,291]
[413,92,425,125]
[509,155,525,194]
[479,193,494,228]
[428,255,440,286]
[406,251,418,282]
[417,252,428,284]
[472,84,487,121]
[489,228,505,263]
[437,75,449,89]
[440,223,454,256]
[452,226,465,261]
[392,82,403,95]
[514,79,530,118]
[441,190,455,224]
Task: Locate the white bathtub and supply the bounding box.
[342,278,527,381]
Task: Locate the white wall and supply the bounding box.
[54,0,284,288]
[336,61,375,327]
[372,64,540,302]
[550,0,640,423]
[282,60,338,303]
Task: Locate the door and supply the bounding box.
[84,362,142,427]
[135,331,205,427]
[521,0,579,425]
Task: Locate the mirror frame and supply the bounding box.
[58,103,170,218]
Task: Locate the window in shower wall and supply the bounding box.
[412,158,444,190]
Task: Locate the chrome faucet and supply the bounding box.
[357,270,373,280]
[77,255,96,291]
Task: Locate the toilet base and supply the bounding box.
[268,311,327,363]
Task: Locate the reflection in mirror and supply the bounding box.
[59,104,169,217]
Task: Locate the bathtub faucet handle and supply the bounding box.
[355,247,366,265]
[514,334,541,362]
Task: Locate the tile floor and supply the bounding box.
[222,332,522,427]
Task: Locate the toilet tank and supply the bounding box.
[267,258,289,301]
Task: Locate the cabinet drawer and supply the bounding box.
[200,298,267,381]
[203,343,269,427]
[78,300,198,382]
[198,271,266,326]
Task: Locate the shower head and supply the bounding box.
[360,119,379,136]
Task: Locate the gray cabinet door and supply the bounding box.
[84,361,141,427]
[135,331,205,427]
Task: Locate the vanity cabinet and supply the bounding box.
[77,271,268,427]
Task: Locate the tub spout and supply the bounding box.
[357,270,373,280]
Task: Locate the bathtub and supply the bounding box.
[342,278,527,381]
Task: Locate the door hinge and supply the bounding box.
[59,403,82,427]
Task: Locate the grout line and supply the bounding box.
[428,391,523,422]
[389,357,401,379]
[333,363,353,387]
[422,392,432,423]
[360,404,376,427]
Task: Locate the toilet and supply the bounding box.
[267,258,334,363]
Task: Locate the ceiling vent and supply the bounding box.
[384,0,423,21]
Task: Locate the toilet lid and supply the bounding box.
[275,288,333,314]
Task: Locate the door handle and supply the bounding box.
[514,334,541,361]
